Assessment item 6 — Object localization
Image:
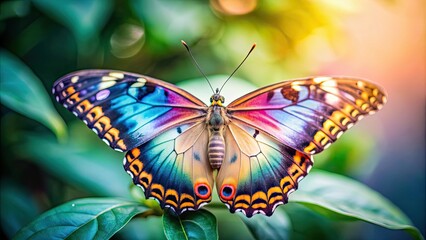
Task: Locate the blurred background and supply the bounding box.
[0,0,424,239]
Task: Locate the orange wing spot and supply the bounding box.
[373,88,379,96]
[165,200,178,208]
[66,86,76,94]
[129,161,143,175]
[86,106,103,123]
[104,132,113,143]
[235,194,251,203]
[151,191,163,201]
[251,191,267,202]
[252,203,267,209]
[76,100,93,113]
[180,202,195,209]
[104,128,120,143]
[139,172,153,189]
[62,86,76,97]
[235,202,250,209]
[350,109,360,118]
[303,142,317,154]
[322,119,339,136]
[341,104,355,116]
[294,153,310,171]
[360,91,370,100]
[93,116,111,133]
[165,189,179,199]
[109,128,120,141]
[268,195,284,204]
[196,197,211,206]
[330,110,351,127]
[267,186,282,199]
[151,183,164,195]
[131,148,141,158]
[355,99,366,108]
[293,153,302,165]
[67,95,79,105]
[125,154,133,163]
[280,176,295,193]
[180,193,195,202]
[116,139,127,150]
[361,103,369,111]
[288,164,304,181]
[313,131,331,147]
[369,96,377,104]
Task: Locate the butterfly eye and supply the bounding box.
[220,96,225,103]
[194,183,211,199]
[210,97,213,103]
[220,184,236,201]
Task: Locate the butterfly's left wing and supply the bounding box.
[53,70,207,152]
[226,77,387,155]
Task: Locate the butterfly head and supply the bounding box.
[210,88,225,106]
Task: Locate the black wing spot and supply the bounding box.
[177,127,182,134]
[194,152,201,161]
[253,129,259,138]
[267,91,275,101]
[230,154,238,163]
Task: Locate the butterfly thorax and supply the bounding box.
[206,104,228,169]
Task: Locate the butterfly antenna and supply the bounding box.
[219,43,256,94]
[181,40,215,94]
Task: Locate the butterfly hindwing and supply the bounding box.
[227,77,387,155]
[123,121,214,214]
[216,121,313,217]
[53,70,207,152]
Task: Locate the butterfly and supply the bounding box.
[53,67,386,217]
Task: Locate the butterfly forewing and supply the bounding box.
[227,77,387,155]
[53,70,207,151]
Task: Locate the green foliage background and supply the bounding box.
[1,1,424,239]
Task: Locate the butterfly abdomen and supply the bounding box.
[208,132,225,169]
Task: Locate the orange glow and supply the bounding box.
[211,0,257,15]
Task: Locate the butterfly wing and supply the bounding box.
[227,77,387,155]
[124,121,214,214]
[53,70,207,152]
[216,121,312,217]
[217,77,386,217]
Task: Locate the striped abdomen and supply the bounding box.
[208,132,225,169]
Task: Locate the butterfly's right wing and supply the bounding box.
[124,121,214,214]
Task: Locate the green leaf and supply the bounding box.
[240,208,291,240]
[314,131,379,178]
[0,49,67,140]
[32,0,112,42]
[13,198,150,240]
[17,122,130,197]
[290,170,424,240]
[163,209,218,240]
[116,217,166,240]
